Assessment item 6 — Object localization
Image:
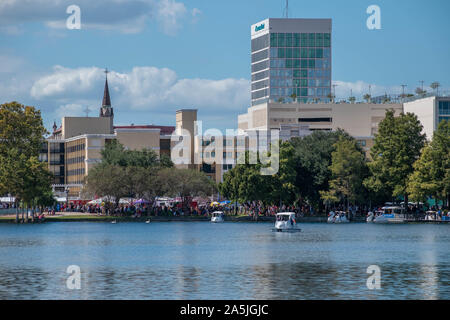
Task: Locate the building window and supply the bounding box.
[357,140,367,147]
[439,101,450,115]
[299,117,332,123]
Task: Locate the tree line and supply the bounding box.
[220,110,449,213]
[0,102,54,222]
[82,139,216,210]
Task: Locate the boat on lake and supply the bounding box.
[327,211,349,223]
[374,206,406,223]
[211,211,224,223]
[272,212,301,232]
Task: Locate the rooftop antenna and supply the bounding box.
[283,0,289,18]
[401,84,407,100]
[84,106,91,117]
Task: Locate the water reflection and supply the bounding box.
[0,223,449,299]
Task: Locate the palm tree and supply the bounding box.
[348,96,356,104]
[363,94,371,103]
[430,82,441,96]
[290,93,297,102]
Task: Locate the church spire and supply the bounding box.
[102,68,111,107]
[100,68,113,118]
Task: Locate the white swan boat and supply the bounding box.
[374,206,406,223]
[425,211,439,221]
[272,212,301,232]
[211,211,224,223]
[327,211,349,223]
[367,210,383,222]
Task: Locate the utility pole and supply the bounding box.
[401,84,407,101]
[419,80,424,92]
[332,84,338,102]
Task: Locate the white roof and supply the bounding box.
[276,212,295,216]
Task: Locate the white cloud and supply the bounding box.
[155,0,187,35]
[191,7,201,24]
[55,103,86,118]
[30,65,250,116]
[0,0,198,35]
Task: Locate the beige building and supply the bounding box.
[403,95,450,140]
[41,75,174,198]
[238,101,403,157]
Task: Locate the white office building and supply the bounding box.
[251,18,332,106]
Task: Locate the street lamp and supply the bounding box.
[65,186,70,213]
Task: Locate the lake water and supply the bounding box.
[0,221,449,300]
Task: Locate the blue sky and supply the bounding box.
[0,0,449,132]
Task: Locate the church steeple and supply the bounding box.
[100,68,113,118]
[102,75,111,107]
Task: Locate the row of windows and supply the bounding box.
[251,34,269,52]
[438,101,450,115]
[252,70,269,82]
[67,168,85,177]
[67,143,85,153]
[252,89,268,100]
[268,68,329,78]
[252,59,269,73]
[66,156,85,165]
[252,79,268,91]
[201,139,245,148]
[299,117,332,123]
[270,58,330,69]
[251,48,269,63]
[270,78,331,88]
[270,33,331,47]
[271,47,330,59]
[270,87,331,97]
[223,164,233,170]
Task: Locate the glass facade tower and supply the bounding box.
[251,18,332,106]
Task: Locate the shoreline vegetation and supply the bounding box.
[1,103,449,223]
[0,212,342,223]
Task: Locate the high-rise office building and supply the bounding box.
[251,18,332,106]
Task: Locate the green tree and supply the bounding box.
[320,137,369,210]
[158,168,217,210]
[430,120,450,206]
[407,144,439,203]
[0,102,50,222]
[0,102,48,158]
[364,110,426,207]
[290,129,353,210]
